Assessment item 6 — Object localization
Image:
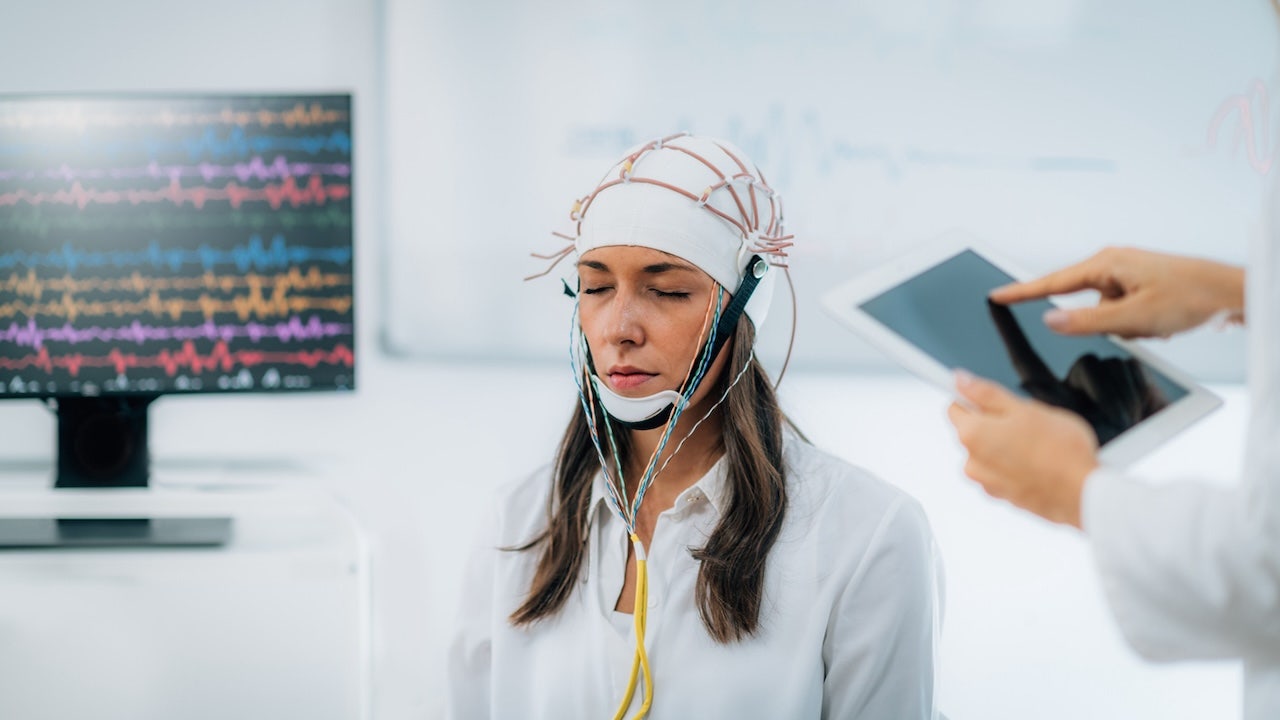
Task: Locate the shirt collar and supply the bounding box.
[588,453,729,523]
[588,468,623,523]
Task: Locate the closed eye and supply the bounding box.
[581,286,612,295]
[653,289,690,299]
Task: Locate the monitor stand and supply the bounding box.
[56,395,156,489]
[0,396,232,549]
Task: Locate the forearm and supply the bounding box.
[1199,261,1246,324]
[1083,469,1280,662]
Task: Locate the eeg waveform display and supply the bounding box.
[0,94,354,397]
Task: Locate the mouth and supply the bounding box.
[606,366,658,391]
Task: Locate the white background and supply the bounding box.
[383,0,1273,381]
[0,1,1273,718]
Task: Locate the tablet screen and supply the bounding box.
[858,249,1189,445]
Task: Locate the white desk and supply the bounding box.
[0,468,370,720]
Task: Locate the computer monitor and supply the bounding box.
[0,93,355,501]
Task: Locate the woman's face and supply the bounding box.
[577,245,731,408]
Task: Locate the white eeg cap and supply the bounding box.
[573,134,785,332]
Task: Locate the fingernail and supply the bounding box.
[1044,309,1069,330]
[954,368,974,387]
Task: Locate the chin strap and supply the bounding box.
[596,256,766,431]
[706,255,766,373]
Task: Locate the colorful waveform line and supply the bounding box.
[2,267,352,301]
[0,102,348,131]
[0,288,353,322]
[2,315,353,350]
[0,156,351,183]
[179,127,351,159]
[0,340,354,377]
[0,235,351,273]
[0,205,351,237]
[0,127,351,160]
[0,175,350,210]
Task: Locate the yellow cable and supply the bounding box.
[612,534,655,720]
[612,643,639,720]
[632,549,653,719]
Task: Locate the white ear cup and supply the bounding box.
[743,261,775,332]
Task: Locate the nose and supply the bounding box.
[602,291,645,347]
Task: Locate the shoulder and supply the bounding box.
[784,434,927,526]
[781,434,934,573]
[484,464,558,548]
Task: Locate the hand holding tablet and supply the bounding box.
[822,240,1222,466]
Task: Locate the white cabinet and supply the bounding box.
[0,476,370,720]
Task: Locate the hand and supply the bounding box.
[989,247,1245,339]
[947,370,1100,528]
[986,299,1170,445]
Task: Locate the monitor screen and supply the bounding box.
[0,93,355,398]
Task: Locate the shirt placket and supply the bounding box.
[593,505,641,700]
[642,489,705,655]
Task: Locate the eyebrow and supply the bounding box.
[577,259,698,275]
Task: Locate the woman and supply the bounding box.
[448,134,942,719]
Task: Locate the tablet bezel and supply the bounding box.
[821,235,1223,467]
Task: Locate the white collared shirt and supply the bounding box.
[447,433,943,719]
[1082,191,1280,719]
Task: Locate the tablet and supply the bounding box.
[822,241,1222,466]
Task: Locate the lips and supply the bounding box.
[606,366,657,391]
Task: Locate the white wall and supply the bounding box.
[0,1,1264,719]
[381,0,1275,382]
[0,0,383,363]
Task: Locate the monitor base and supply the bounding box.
[0,517,232,548]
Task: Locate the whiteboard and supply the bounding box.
[382,0,1275,381]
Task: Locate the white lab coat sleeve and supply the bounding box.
[1083,467,1280,663]
[445,496,502,720]
[822,496,943,720]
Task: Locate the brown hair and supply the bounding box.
[508,317,795,642]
